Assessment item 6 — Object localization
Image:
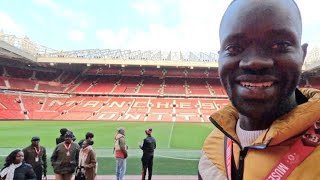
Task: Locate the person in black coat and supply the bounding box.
[139,128,156,180]
[56,128,68,145]
[0,149,37,180]
[56,128,77,144]
[23,136,47,180]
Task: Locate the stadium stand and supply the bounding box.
[137,77,162,95]
[308,76,320,89]
[163,78,186,95]
[8,78,36,90]
[1,62,319,121]
[112,76,141,94]
[0,77,7,87]
[87,76,119,93]
[5,66,33,79]
[186,78,211,96]
[143,67,164,77]
[0,33,319,122]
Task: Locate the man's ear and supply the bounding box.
[301,43,308,63]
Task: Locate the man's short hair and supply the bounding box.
[31,136,40,141]
[85,132,94,139]
[60,128,68,135]
[145,128,152,135]
[221,0,302,36]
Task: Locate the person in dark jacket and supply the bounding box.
[23,136,47,180]
[0,149,37,180]
[51,131,80,180]
[78,132,94,147]
[56,128,68,145]
[139,128,156,180]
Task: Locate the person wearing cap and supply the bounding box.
[56,128,68,145]
[78,132,94,147]
[51,131,80,180]
[114,127,128,180]
[139,128,156,180]
[23,136,47,180]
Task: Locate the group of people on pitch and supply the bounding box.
[0,127,157,180]
[0,129,95,180]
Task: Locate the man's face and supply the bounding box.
[65,136,72,144]
[218,0,307,120]
[31,140,39,146]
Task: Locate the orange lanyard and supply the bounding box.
[225,124,319,180]
[264,125,318,180]
[34,146,41,156]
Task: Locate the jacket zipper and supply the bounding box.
[209,117,270,180]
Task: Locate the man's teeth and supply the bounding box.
[240,82,273,88]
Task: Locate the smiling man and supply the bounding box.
[198,0,320,179]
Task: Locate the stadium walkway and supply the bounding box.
[47,175,198,180]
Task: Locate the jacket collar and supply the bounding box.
[210,88,320,146]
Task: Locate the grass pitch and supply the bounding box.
[0,121,213,175]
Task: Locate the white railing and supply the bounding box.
[1,33,319,66]
[0,33,57,56]
[42,49,218,62]
[0,33,218,62]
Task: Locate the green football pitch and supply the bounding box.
[0,121,214,175]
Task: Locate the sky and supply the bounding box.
[0,0,320,53]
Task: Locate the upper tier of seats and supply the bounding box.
[2,65,320,97]
[0,65,227,97]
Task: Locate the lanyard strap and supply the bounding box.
[225,137,233,180]
[265,125,319,180]
[224,123,319,180]
[64,143,71,151]
[34,146,41,156]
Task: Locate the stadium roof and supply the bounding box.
[0,33,219,68]
[0,32,319,71]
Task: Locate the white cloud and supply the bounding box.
[79,19,89,29]
[69,30,85,42]
[95,0,320,53]
[296,0,320,26]
[29,11,46,25]
[32,0,59,10]
[131,0,162,16]
[0,12,24,35]
[96,28,129,48]
[32,0,89,29]
[96,0,230,52]
[295,0,320,48]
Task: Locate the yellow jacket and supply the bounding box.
[198,88,320,180]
